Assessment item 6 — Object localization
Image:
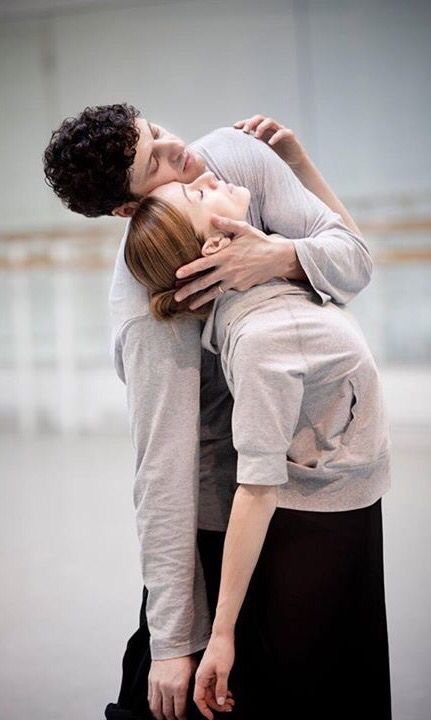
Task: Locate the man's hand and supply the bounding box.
[148,654,235,720]
[233,114,308,169]
[174,215,301,310]
[148,655,197,720]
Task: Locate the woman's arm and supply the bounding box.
[194,315,305,718]
[290,153,362,237]
[213,484,278,633]
[176,122,371,308]
[236,114,362,237]
[193,484,277,720]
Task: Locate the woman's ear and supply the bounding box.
[112,201,140,218]
[201,235,232,256]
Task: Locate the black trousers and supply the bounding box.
[105,498,392,720]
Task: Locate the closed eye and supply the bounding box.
[198,189,204,199]
[150,155,159,174]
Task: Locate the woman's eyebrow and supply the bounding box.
[181,184,192,203]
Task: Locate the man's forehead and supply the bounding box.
[134,117,150,146]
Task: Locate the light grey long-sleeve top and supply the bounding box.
[109,127,373,660]
[202,282,391,509]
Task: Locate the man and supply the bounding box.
[43,104,371,720]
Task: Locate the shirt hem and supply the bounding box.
[150,635,211,661]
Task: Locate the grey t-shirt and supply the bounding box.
[109,127,373,660]
[202,281,391,511]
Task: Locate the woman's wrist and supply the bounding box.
[212,616,236,637]
[289,154,363,237]
[290,151,318,184]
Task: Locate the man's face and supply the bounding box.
[128,118,206,197]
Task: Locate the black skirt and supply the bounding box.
[105,498,392,720]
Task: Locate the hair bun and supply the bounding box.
[151,288,212,321]
[150,289,178,320]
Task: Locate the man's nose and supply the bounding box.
[158,137,185,163]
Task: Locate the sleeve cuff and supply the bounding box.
[237,451,288,487]
[291,237,332,305]
[150,634,211,661]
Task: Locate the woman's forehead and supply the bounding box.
[150,181,183,203]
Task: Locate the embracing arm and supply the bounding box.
[290,153,362,237]
[236,115,362,238]
[177,123,371,308]
[116,315,211,660]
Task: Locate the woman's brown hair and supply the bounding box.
[124,196,212,320]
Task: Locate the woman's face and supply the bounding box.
[149,171,251,238]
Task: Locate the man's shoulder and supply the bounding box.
[109,222,151,336]
[191,125,283,183]
[191,126,265,194]
[192,125,260,150]
[191,125,239,148]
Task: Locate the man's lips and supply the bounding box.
[181,150,193,173]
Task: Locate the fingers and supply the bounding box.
[268,127,295,146]
[149,680,189,720]
[173,687,188,720]
[252,117,280,139]
[211,214,248,235]
[148,684,163,720]
[233,114,265,133]
[193,676,214,720]
[174,269,221,303]
[175,255,216,281]
[192,679,235,718]
[215,672,229,708]
[205,686,235,713]
[233,114,284,142]
[189,284,224,311]
[161,686,178,720]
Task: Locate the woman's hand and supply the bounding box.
[233,114,308,169]
[193,631,235,720]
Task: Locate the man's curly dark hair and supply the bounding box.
[43,103,141,217]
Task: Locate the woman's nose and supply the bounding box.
[200,171,218,186]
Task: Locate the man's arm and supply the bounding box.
[179,126,372,307]
[116,315,211,660]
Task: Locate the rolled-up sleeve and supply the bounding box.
[116,315,212,659]
[223,308,305,488]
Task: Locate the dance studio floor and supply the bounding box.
[0,424,430,720]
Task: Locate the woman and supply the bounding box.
[124,159,392,720]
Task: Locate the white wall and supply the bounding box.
[0,0,430,231]
[1,4,430,720]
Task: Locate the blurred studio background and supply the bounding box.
[0,1,430,718]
